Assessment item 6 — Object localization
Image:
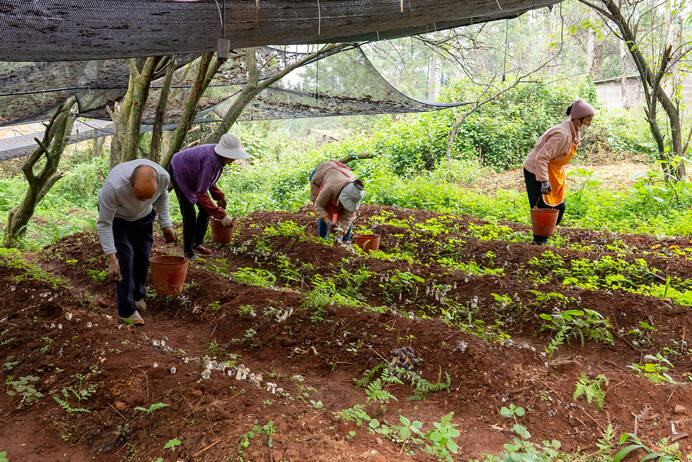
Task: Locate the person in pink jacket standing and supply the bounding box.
[523,99,595,245]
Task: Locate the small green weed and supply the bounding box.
[163,437,181,452]
[614,432,684,462]
[539,308,613,354]
[203,340,228,360]
[629,354,674,383]
[6,375,43,407]
[237,304,256,318]
[236,422,274,462]
[232,267,277,289]
[573,374,608,409]
[86,269,107,283]
[134,402,169,414]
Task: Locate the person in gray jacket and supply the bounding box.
[97,159,177,325]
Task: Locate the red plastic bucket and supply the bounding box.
[353,234,381,252]
[530,207,559,237]
[149,255,189,295]
[210,218,233,243]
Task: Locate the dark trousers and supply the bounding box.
[318,219,353,241]
[523,168,565,244]
[113,210,155,317]
[170,174,209,258]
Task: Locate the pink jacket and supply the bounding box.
[310,160,355,230]
[523,119,579,182]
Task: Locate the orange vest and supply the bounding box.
[542,144,578,206]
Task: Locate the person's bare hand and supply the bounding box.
[162,226,178,244]
[107,257,122,282]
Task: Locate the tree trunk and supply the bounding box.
[160,52,222,169]
[150,56,176,163]
[90,137,106,159]
[108,57,162,167]
[619,40,629,110]
[427,55,439,101]
[205,48,260,144]
[585,10,595,76]
[4,97,76,247]
[584,0,687,180]
[122,57,162,163]
[108,89,134,169]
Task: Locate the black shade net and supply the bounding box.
[0,0,559,62]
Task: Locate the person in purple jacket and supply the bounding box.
[169,133,249,259]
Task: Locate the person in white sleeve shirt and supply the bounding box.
[97,159,177,326]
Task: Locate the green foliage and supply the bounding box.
[421,412,460,462]
[232,267,278,289]
[337,404,371,426]
[237,304,256,318]
[365,379,398,405]
[0,451,8,462]
[86,269,107,283]
[203,340,228,360]
[134,402,169,414]
[440,80,576,171]
[629,354,674,383]
[5,375,43,407]
[236,422,274,462]
[573,374,608,408]
[486,403,565,461]
[539,309,614,354]
[52,392,90,414]
[301,273,364,314]
[356,363,450,402]
[163,437,181,452]
[614,433,683,462]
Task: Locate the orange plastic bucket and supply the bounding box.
[353,234,381,252]
[210,218,233,243]
[530,207,559,237]
[149,255,189,295]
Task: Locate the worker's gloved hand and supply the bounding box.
[540,181,552,194]
[216,197,227,209]
[162,226,178,244]
[221,215,234,228]
[107,257,122,283]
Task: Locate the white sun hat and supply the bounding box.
[214,133,250,160]
[338,181,365,212]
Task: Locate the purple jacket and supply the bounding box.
[170,144,224,204]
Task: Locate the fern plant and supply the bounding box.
[539,308,613,354]
[337,404,371,426]
[573,374,608,409]
[53,393,90,414]
[365,379,397,404]
[134,402,169,414]
[356,363,450,402]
